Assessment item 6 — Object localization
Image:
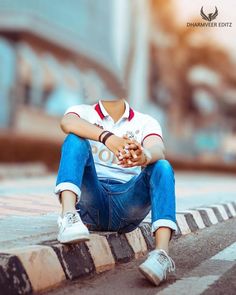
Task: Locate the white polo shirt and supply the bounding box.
[64,99,163,183]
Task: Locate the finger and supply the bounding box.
[117,157,130,164]
[133,148,143,156]
[121,156,141,166]
[126,143,139,150]
[120,163,133,168]
[132,143,142,152]
[127,158,133,164]
[117,161,126,165]
[117,146,126,159]
[122,136,139,147]
[115,151,120,158]
[117,158,128,164]
[119,147,127,155]
[134,149,142,156]
[130,149,138,159]
[124,143,137,150]
[121,162,138,168]
[136,142,143,151]
[118,157,133,167]
[121,148,140,160]
[132,156,143,164]
[126,161,140,167]
[129,154,142,162]
[127,138,141,148]
[120,149,132,159]
[121,155,131,161]
[126,139,137,145]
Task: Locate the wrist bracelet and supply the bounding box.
[102,131,114,145]
[98,130,109,142]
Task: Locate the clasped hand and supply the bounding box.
[104,134,150,168]
[117,136,147,168]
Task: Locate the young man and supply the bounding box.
[54,97,179,286]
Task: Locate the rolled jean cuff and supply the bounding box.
[151,219,180,240]
[54,182,81,205]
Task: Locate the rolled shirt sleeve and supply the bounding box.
[141,115,163,145]
[64,104,90,120]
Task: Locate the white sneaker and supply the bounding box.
[138,249,176,286]
[57,211,90,244]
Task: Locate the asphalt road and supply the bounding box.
[43,217,236,295]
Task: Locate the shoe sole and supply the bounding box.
[138,265,162,286]
[58,235,90,244]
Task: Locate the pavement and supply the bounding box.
[44,217,236,295]
[0,167,235,294]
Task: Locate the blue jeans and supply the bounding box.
[55,133,179,240]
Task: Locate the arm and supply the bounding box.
[61,113,137,158]
[118,115,165,167]
[142,136,165,164]
[61,113,104,141]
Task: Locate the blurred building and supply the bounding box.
[0,0,151,141]
[0,0,235,165]
[149,0,236,162]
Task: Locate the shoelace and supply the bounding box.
[150,249,176,278]
[66,212,81,224]
[59,212,81,227]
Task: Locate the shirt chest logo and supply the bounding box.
[125,130,140,140]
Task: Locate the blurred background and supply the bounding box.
[0,0,236,173]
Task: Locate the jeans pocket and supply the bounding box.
[77,204,100,231]
[117,217,142,234]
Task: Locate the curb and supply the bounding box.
[0,201,235,295]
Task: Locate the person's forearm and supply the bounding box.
[61,115,104,141]
[144,144,165,164]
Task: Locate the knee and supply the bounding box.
[62,133,90,151]
[153,159,174,175]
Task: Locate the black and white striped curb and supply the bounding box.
[176,201,236,235]
[0,201,235,295]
